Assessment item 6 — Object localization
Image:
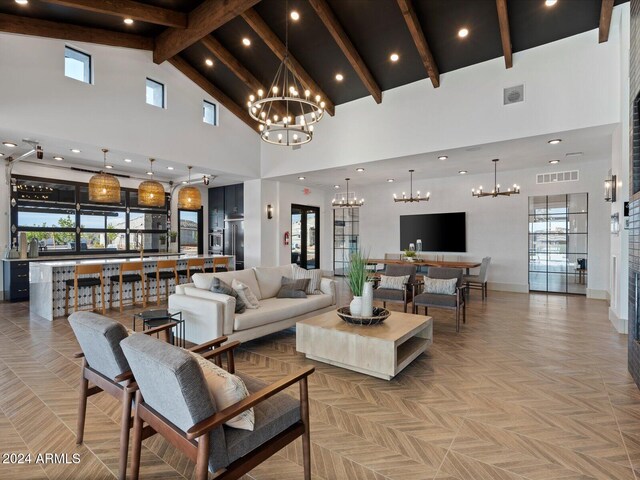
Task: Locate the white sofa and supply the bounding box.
[168,264,337,344]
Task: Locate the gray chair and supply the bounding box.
[373,264,418,312]
[413,267,466,332]
[120,333,315,480]
[463,257,491,300]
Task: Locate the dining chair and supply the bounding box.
[109,261,146,313]
[64,264,106,316]
[463,257,491,300]
[413,267,466,332]
[146,259,179,305]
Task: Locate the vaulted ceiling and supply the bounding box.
[0,0,627,130]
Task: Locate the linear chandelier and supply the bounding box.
[472,159,520,198]
[332,178,364,208]
[246,1,325,146]
[393,169,430,203]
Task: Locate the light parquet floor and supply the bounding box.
[0,282,639,479]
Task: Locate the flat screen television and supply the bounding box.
[399,212,466,252]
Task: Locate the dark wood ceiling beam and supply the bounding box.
[0,12,153,50]
[308,0,382,104]
[495,0,512,69]
[241,8,336,116]
[154,0,261,64]
[201,35,262,92]
[38,0,186,28]
[396,0,440,88]
[599,0,614,43]
[169,56,255,130]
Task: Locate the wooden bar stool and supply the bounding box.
[109,262,146,313]
[205,257,230,273]
[146,260,178,306]
[65,264,106,316]
[177,258,205,283]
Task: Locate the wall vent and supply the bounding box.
[503,85,524,105]
[536,170,579,184]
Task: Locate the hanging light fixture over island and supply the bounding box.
[88,148,120,203]
[178,166,201,210]
[138,158,165,207]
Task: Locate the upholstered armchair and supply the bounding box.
[372,264,418,312]
[413,267,466,332]
[120,333,315,480]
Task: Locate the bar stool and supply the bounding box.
[65,264,105,316]
[109,262,146,313]
[205,257,230,273]
[146,260,178,306]
[177,258,205,283]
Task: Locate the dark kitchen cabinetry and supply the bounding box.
[208,183,244,270]
[224,184,244,219]
[3,260,30,302]
[208,187,225,231]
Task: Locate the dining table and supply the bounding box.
[367,258,481,274]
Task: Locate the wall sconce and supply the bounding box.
[267,204,273,219]
[604,174,617,202]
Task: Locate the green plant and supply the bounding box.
[169,231,178,242]
[346,250,369,296]
[404,249,417,258]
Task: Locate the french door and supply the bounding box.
[291,204,320,269]
[178,207,203,255]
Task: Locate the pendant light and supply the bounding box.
[178,166,201,210]
[88,148,121,203]
[138,158,165,207]
[332,178,364,208]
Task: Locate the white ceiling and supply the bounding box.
[269,124,616,190]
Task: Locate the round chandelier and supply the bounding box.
[138,158,165,207]
[332,178,364,208]
[472,159,520,198]
[89,148,121,203]
[393,170,430,203]
[247,2,325,146]
[177,165,201,210]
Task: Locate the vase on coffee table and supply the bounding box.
[350,296,363,317]
[361,281,374,317]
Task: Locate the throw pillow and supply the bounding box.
[210,277,246,314]
[423,277,458,295]
[190,352,255,431]
[292,265,322,294]
[379,274,410,290]
[276,277,309,298]
[231,279,260,309]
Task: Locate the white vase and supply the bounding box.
[361,281,374,317]
[350,296,363,317]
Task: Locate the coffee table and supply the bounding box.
[296,310,433,380]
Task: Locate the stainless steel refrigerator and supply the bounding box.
[224,217,244,270]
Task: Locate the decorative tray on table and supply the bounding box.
[337,306,390,326]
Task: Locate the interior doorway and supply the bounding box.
[291,204,320,269]
[178,207,203,255]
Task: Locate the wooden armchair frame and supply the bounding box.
[413,282,468,332]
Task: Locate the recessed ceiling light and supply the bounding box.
[146,171,153,175]
[53,156,64,161]
[335,73,344,81]
[298,176,305,180]
[334,184,340,189]
[438,155,448,160]
[548,139,562,145]
[242,38,251,46]
[356,168,365,172]
[105,165,113,169]
[123,18,134,25]
[205,58,214,67]
[0,153,4,157]
[167,166,174,170]
[387,178,394,183]
[124,158,132,163]
[458,170,468,175]
[2,142,17,147]
[458,28,469,38]
[70,148,81,153]
[390,53,399,62]
[15,0,28,5]
[545,0,557,6]
[290,10,300,21]
[549,159,560,164]
[181,180,188,185]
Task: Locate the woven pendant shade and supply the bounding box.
[177,186,201,210]
[138,158,165,207]
[89,149,120,203]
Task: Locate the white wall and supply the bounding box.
[261,6,626,179]
[0,32,260,178]
[355,158,611,296]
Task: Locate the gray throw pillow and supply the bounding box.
[211,277,246,313]
[276,277,310,299]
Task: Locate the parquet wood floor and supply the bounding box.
[0,282,638,479]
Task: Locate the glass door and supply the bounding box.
[291,205,320,269]
[178,207,203,254]
[333,208,359,276]
[528,193,588,294]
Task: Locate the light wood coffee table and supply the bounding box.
[296,310,433,380]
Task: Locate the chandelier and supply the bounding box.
[138,158,165,207]
[393,169,430,203]
[88,148,121,203]
[178,166,202,210]
[246,1,325,146]
[332,178,364,208]
[472,159,520,198]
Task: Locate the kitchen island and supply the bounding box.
[29,254,234,321]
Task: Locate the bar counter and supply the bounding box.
[29,254,234,321]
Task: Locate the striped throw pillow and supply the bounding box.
[423,277,457,295]
[379,274,409,290]
[292,265,322,294]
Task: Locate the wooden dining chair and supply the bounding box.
[146,259,178,305]
[65,264,106,316]
[109,261,146,313]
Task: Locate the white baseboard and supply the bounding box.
[608,307,628,334]
[587,289,608,300]
[488,282,529,293]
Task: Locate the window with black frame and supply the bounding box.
[11,176,169,255]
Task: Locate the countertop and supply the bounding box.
[23,253,233,268]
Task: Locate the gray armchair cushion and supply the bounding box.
[463,274,481,282]
[68,311,129,379]
[225,374,301,465]
[373,288,406,302]
[414,292,457,308]
[384,264,417,284]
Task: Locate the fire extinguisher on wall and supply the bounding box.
[283,231,290,245]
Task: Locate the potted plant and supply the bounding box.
[346,250,371,316]
[168,231,178,253]
[404,249,417,262]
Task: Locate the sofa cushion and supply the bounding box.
[276,277,309,299]
[253,265,294,299]
[192,270,262,300]
[232,279,259,309]
[234,294,333,331]
[211,278,246,314]
[292,265,322,294]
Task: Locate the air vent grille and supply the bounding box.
[536,170,579,184]
[503,84,524,105]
